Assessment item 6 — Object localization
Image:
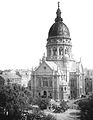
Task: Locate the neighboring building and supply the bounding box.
[30,3,84,101]
[0,69,31,87]
[16,69,31,87]
[69,62,85,98]
[1,70,22,85]
[84,69,93,95]
[0,75,5,87]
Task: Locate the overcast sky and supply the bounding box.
[0,0,93,70]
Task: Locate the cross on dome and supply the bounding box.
[58,1,60,8]
[55,1,63,22]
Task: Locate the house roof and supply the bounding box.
[0,74,8,80]
[2,72,21,79]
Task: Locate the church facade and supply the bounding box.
[30,3,85,101]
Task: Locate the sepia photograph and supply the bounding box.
[0,0,93,120]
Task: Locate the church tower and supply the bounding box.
[30,2,84,101]
[46,2,72,68]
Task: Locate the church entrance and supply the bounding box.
[43,91,47,98]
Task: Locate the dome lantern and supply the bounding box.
[55,2,63,22]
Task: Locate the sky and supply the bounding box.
[0,0,93,70]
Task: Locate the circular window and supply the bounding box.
[44,66,46,69]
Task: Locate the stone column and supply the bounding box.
[41,77,43,96]
[57,46,59,59]
[77,74,80,97]
[41,77,43,87]
[34,73,37,98]
[57,75,60,101]
[52,74,55,100]
[51,47,53,58]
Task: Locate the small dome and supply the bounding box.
[48,22,70,38]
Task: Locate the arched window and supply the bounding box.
[65,47,69,54]
[39,92,41,96]
[49,48,51,56]
[49,93,52,98]
[43,77,48,87]
[43,91,47,98]
[49,80,52,87]
[65,48,67,54]
[38,78,41,87]
[64,87,66,91]
[53,47,57,56]
[59,47,63,55]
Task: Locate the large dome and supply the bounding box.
[48,4,70,38]
[48,22,70,38]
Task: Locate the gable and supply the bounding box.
[35,62,53,75]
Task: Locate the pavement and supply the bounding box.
[44,99,81,120]
[44,109,80,120]
[53,109,80,120]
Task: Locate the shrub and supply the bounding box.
[60,100,69,111]
[51,100,69,113]
[45,114,57,120]
[27,111,56,120]
[78,94,93,120]
[53,106,64,113]
[0,84,31,120]
[32,97,49,110]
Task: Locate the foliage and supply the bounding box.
[0,84,32,120]
[53,106,63,113]
[60,100,69,111]
[78,94,93,120]
[51,100,69,113]
[27,111,56,120]
[32,97,50,110]
[45,114,57,120]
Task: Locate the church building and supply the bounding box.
[30,3,85,101]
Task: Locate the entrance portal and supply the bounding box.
[43,91,47,98]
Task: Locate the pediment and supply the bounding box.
[35,61,53,75]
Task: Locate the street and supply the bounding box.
[44,99,81,120]
[44,108,80,120]
[53,109,80,120]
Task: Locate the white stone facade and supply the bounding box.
[30,3,84,101]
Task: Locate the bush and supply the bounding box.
[53,106,64,113]
[78,94,93,120]
[32,97,49,110]
[45,114,57,120]
[51,100,69,113]
[60,100,69,111]
[0,84,31,120]
[27,111,56,120]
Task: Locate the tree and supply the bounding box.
[32,97,50,110]
[78,94,93,120]
[0,84,31,120]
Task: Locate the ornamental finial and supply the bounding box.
[58,1,60,8]
[55,1,63,22]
